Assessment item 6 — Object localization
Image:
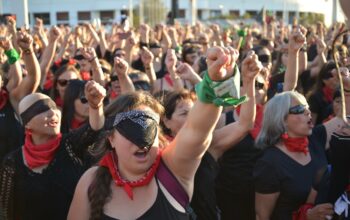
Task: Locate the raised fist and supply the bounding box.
[241,51,263,82]
[84,80,106,109]
[16,31,33,50]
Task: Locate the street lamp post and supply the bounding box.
[129,0,134,27]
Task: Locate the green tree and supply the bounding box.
[141,0,167,27]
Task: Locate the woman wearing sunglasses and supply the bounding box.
[51,64,80,108]
[61,79,89,133]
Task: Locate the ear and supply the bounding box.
[107,132,115,148]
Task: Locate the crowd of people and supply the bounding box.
[0,6,350,220]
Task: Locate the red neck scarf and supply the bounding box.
[55,96,63,108]
[71,117,85,130]
[110,90,118,100]
[99,149,162,200]
[281,133,309,155]
[80,71,91,81]
[322,86,334,103]
[0,89,9,110]
[236,104,264,140]
[23,131,62,169]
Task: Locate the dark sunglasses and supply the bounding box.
[74,54,85,61]
[80,95,88,104]
[110,75,119,82]
[258,54,272,63]
[289,104,308,115]
[255,81,265,90]
[57,79,70,87]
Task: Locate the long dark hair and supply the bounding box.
[88,92,164,220]
[307,61,336,98]
[61,79,86,133]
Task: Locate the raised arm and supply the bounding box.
[164,49,184,91]
[39,26,61,88]
[283,28,306,91]
[11,31,40,111]
[162,46,238,194]
[140,46,157,93]
[0,36,22,93]
[209,51,262,160]
[114,57,135,93]
[85,80,105,131]
[98,26,108,58]
[80,47,105,86]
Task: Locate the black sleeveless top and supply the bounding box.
[102,178,190,220]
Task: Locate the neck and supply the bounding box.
[74,113,87,122]
[118,162,148,182]
[30,132,57,145]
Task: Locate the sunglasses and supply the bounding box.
[110,75,119,82]
[80,95,88,104]
[74,54,85,61]
[258,54,272,63]
[57,79,70,87]
[255,81,265,90]
[289,104,308,115]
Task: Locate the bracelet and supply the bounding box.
[4,48,20,64]
[195,65,247,107]
[22,48,33,54]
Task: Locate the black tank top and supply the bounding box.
[101,178,190,220]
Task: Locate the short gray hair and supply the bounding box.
[255,91,308,149]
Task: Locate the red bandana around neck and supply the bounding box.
[281,133,309,155]
[322,86,334,103]
[99,149,162,200]
[236,104,264,140]
[71,117,86,130]
[24,131,62,169]
[0,89,9,110]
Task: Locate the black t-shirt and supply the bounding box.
[0,94,24,162]
[253,126,328,220]
[308,90,333,125]
[191,152,220,220]
[216,111,262,195]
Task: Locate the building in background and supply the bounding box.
[0,0,345,27]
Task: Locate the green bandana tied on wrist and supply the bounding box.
[195,65,247,107]
[4,49,20,64]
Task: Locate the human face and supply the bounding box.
[109,105,160,179]
[57,70,78,99]
[333,96,341,116]
[185,52,199,65]
[74,95,89,120]
[285,99,313,137]
[164,99,194,136]
[110,74,121,94]
[322,68,339,90]
[258,48,272,71]
[26,107,61,137]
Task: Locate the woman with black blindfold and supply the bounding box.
[68,46,245,220]
[0,80,105,220]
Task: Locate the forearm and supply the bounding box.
[90,59,105,86]
[88,106,104,131]
[238,79,256,130]
[118,74,135,93]
[18,51,41,97]
[168,69,184,91]
[99,34,108,58]
[40,40,58,87]
[284,51,298,91]
[6,49,22,91]
[299,51,307,74]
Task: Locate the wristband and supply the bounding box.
[195,65,247,107]
[4,48,20,64]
